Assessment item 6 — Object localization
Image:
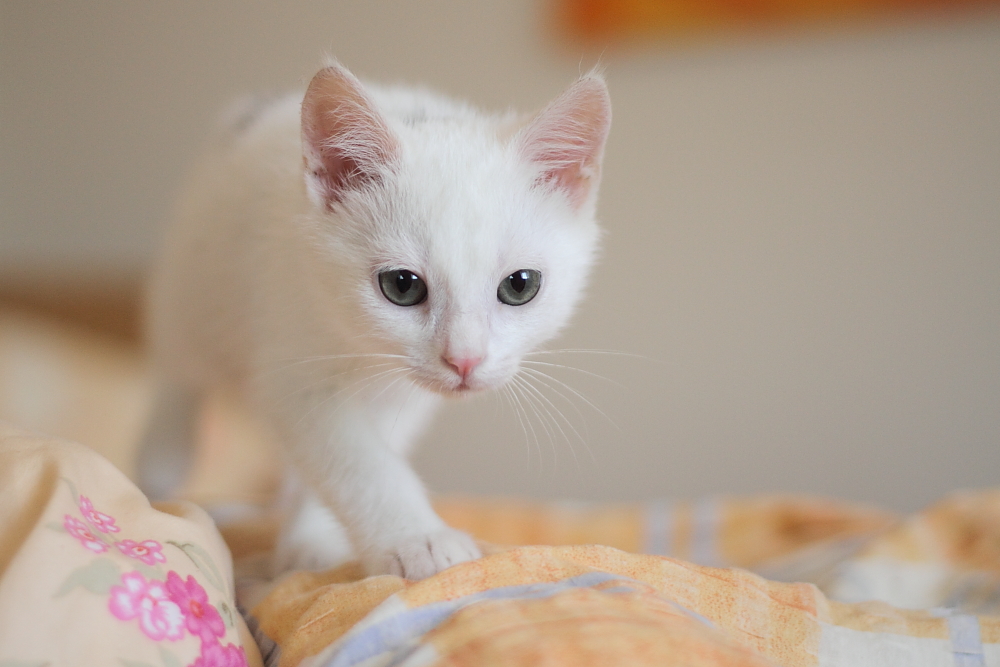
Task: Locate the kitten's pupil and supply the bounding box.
[396,272,415,294]
[510,271,528,293]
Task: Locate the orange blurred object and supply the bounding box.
[557,0,1000,44]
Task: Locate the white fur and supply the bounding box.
[145,64,610,579]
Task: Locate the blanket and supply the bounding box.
[3,423,998,667]
[0,423,262,667]
[243,494,1000,667]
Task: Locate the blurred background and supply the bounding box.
[1,0,998,512]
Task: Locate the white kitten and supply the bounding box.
[140,63,611,579]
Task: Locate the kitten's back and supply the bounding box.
[147,93,303,387]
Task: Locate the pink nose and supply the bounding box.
[443,355,483,380]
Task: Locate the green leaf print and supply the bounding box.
[54,557,121,598]
[134,561,166,582]
[60,477,80,503]
[218,600,236,628]
[158,646,182,667]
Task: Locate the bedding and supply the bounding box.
[0,423,262,666]
[2,422,998,667]
[1,309,997,667]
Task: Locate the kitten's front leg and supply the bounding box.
[283,388,481,579]
[274,474,356,574]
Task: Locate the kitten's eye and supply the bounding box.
[379,270,428,306]
[498,269,541,306]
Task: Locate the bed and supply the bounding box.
[1,309,997,666]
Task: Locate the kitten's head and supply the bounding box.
[301,64,610,395]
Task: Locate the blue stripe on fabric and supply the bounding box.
[323,570,710,667]
[929,607,986,667]
[324,603,451,667]
[325,571,619,667]
[947,614,985,667]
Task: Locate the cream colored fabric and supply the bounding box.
[0,423,264,667]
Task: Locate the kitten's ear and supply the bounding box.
[517,73,611,209]
[301,64,399,208]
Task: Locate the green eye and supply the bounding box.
[379,270,428,306]
[498,269,541,306]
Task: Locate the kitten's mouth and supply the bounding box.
[408,371,486,396]
[441,379,486,397]
[410,361,509,396]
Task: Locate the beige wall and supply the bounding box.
[2,1,999,511]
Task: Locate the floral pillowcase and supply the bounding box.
[0,428,261,667]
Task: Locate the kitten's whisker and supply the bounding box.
[272,361,400,404]
[368,369,412,404]
[524,375,595,465]
[491,383,501,422]
[520,366,619,432]
[511,375,559,467]
[519,359,623,389]
[500,384,531,470]
[269,352,408,366]
[504,382,538,470]
[518,368,590,440]
[525,348,657,362]
[321,367,412,427]
[293,372,378,429]
[515,371,589,465]
[511,380,544,471]
[512,374,572,467]
[294,366,409,429]
[259,353,406,380]
[334,367,410,408]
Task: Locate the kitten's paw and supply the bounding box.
[369,528,481,580]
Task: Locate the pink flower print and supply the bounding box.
[165,571,225,642]
[108,571,185,641]
[64,515,108,553]
[116,539,167,566]
[78,495,120,533]
[191,639,249,667]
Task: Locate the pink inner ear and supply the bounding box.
[301,65,398,207]
[519,76,612,209]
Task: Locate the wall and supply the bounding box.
[2,0,999,511]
